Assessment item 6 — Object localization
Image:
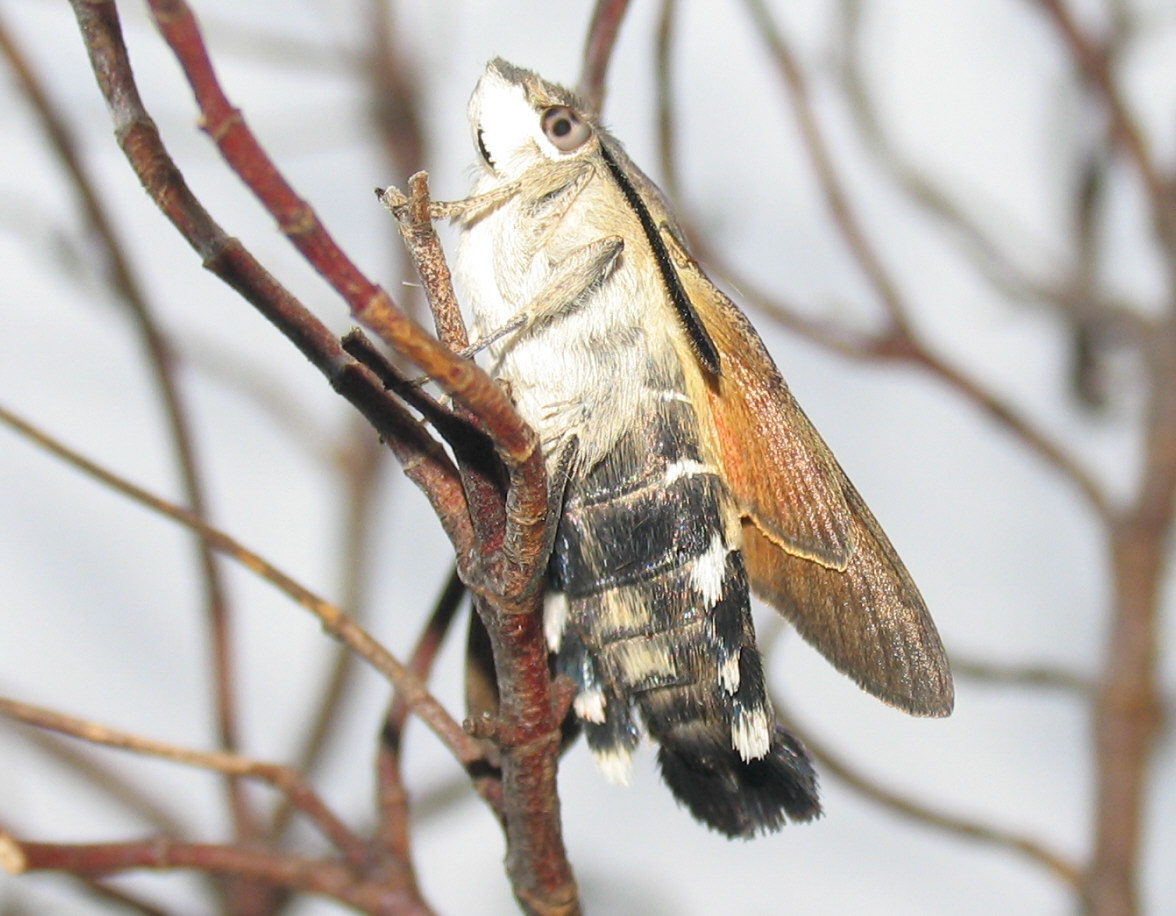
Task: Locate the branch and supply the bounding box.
[70,3,580,910]
[1030,0,1176,263]
[578,0,631,111]
[0,6,252,842]
[837,0,1151,351]
[742,0,914,334]
[773,696,1082,888]
[0,834,431,916]
[67,0,478,563]
[659,1,1116,524]
[5,725,187,836]
[0,698,367,869]
[0,403,485,774]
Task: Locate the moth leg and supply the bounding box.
[545,434,579,523]
[518,160,594,226]
[378,180,523,222]
[461,236,624,359]
[383,159,594,226]
[538,433,578,652]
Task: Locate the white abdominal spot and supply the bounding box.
[689,532,731,607]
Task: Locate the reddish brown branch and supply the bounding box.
[775,697,1082,888]
[0,404,484,774]
[272,420,386,845]
[1030,0,1175,260]
[578,0,631,111]
[384,176,513,562]
[148,0,552,613]
[383,184,576,913]
[0,7,252,844]
[67,0,477,562]
[68,3,577,911]
[479,598,579,916]
[1017,6,1176,914]
[143,0,532,487]
[0,698,368,870]
[378,567,476,863]
[398,173,470,352]
[1,835,430,916]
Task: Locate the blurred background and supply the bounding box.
[1,1,1174,913]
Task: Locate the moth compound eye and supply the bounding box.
[541,106,592,152]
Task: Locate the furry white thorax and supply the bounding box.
[453,64,683,473]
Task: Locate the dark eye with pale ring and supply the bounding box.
[541,106,592,152]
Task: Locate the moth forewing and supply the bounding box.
[744,512,954,717]
[678,264,953,715]
[667,247,855,567]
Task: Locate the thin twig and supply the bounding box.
[653,0,678,198]
[144,0,532,485]
[67,0,479,563]
[952,658,1093,695]
[773,696,1082,888]
[0,698,368,869]
[837,0,1150,374]
[0,403,485,773]
[578,0,631,111]
[0,6,252,843]
[71,5,577,911]
[378,567,475,862]
[742,0,913,334]
[4,724,187,836]
[684,234,1116,522]
[1030,0,1176,263]
[0,834,433,916]
[271,421,385,841]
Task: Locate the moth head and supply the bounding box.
[467,58,596,181]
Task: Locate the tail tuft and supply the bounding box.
[657,726,821,838]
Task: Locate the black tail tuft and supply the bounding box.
[656,726,821,838]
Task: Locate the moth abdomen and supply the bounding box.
[656,722,819,839]
[547,382,820,836]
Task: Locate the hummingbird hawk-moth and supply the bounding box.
[404,59,952,838]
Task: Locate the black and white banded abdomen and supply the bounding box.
[545,364,821,837]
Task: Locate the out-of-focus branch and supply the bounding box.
[774,695,1082,888]
[4,725,187,836]
[579,0,631,111]
[143,0,534,494]
[0,403,484,774]
[378,567,474,864]
[839,0,1148,418]
[0,698,368,869]
[0,834,431,916]
[952,658,1092,696]
[0,7,251,846]
[1030,0,1176,264]
[716,0,1116,523]
[742,0,913,334]
[67,3,578,909]
[68,0,478,563]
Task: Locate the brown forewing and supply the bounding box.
[678,255,953,716]
[674,273,855,569]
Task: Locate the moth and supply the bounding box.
[430,59,952,838]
